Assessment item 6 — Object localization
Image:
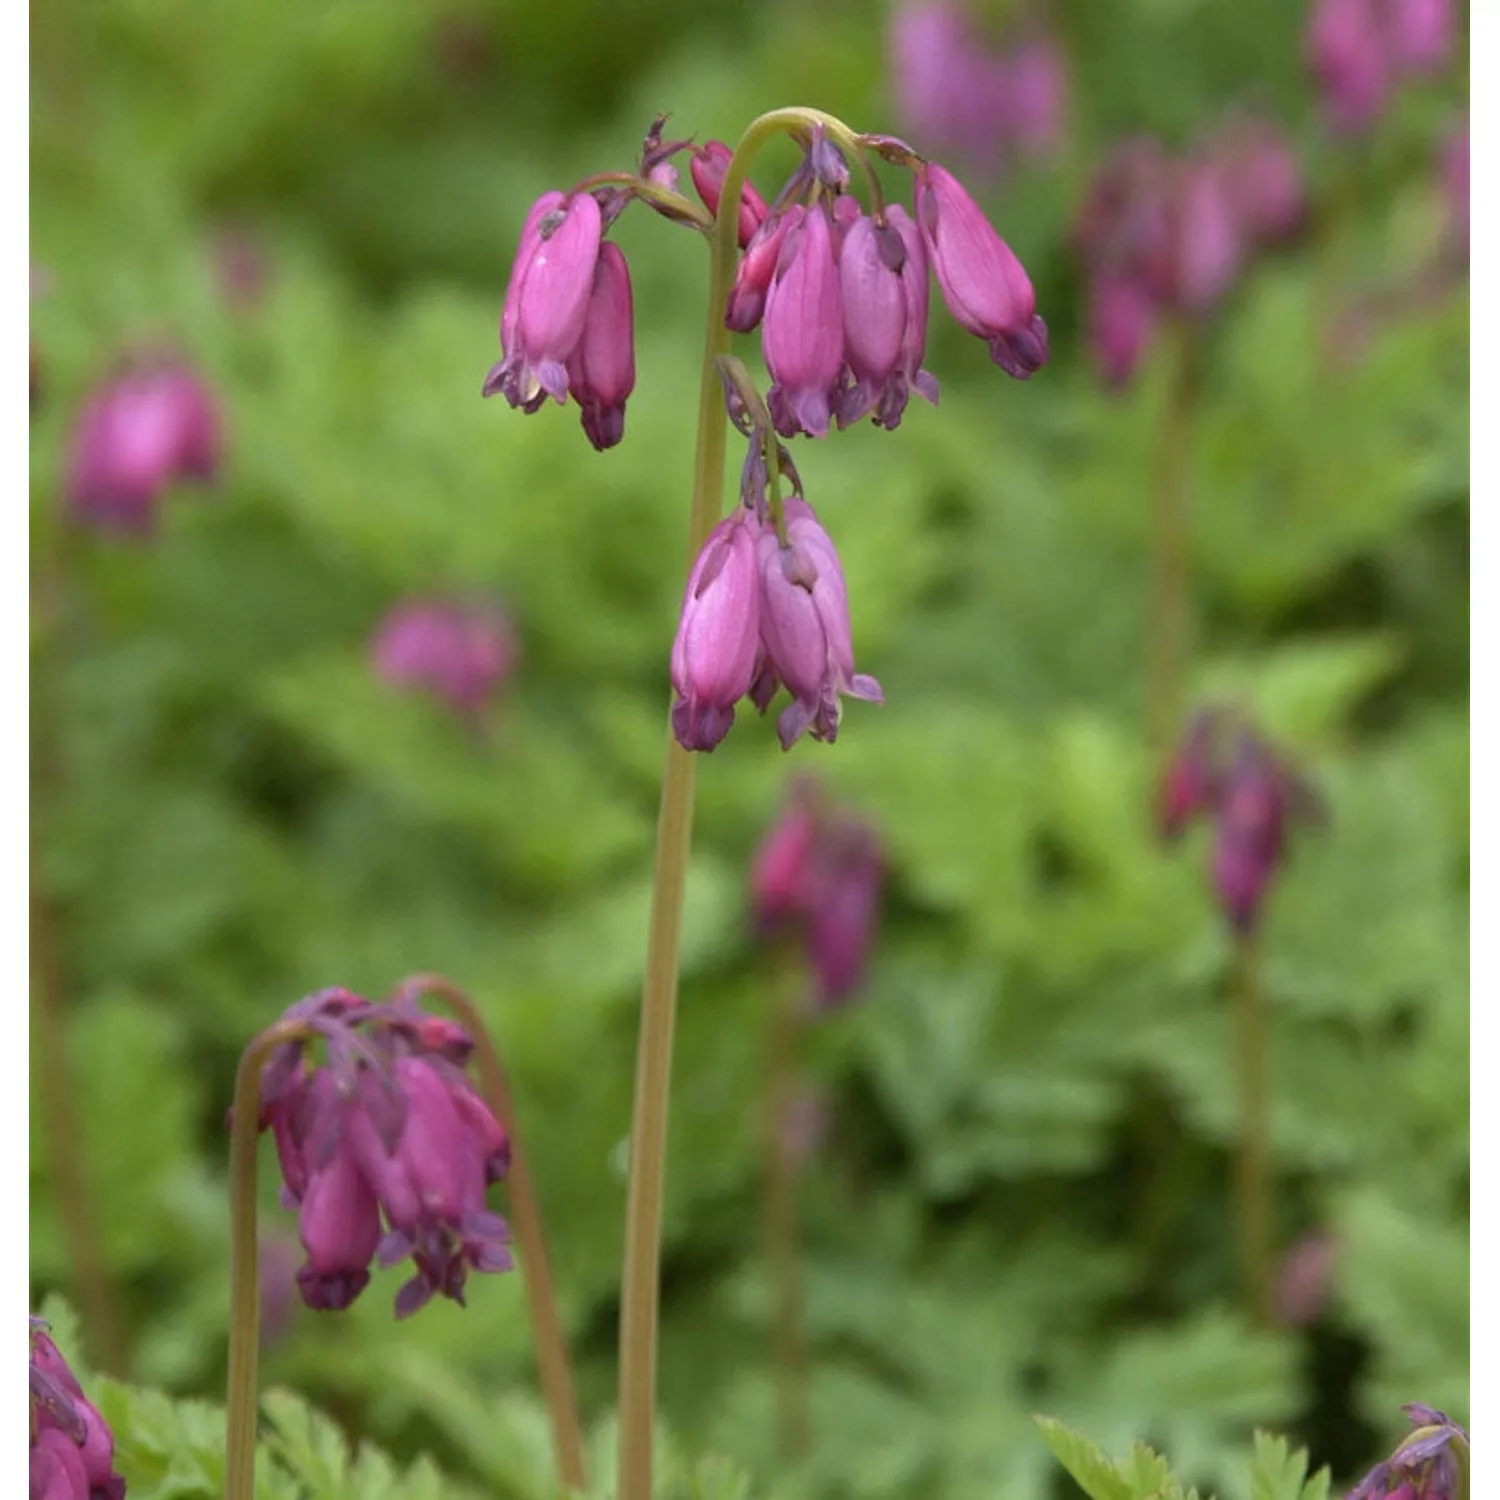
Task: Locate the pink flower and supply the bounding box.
[691,140,769,249]
[836,213,909,428]
[915,162,1048,377]
[1387,0,1455,77]
[754,499,883,748]
[566,241,636,451]
[1307,0,1391,135]
[725,210,794,333]
[1088,271,1159,388]
[371,598,518,720]
[1170,160,1245,314]
[29,1320,126,1500]
[65,357,222,534]
[1000,34,1069,161]
[763,205,847,438]
[670,512,763,752]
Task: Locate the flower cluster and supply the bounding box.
[889,1,1067,177]
[751,777,885,1009]
[1158,707,1324,934]
[65,355,222,535]
[670,389,883,752]
[1077,119,1305,385]
[29,1318,125,1500]
[1307,0,1457,137]
[485,115,1047,452]
[252,987,514,1319]
[1347,1404,1469,1500]
[371,597,519,722]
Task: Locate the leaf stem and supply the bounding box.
[614,104,851,1500]
[394,974,587,1492]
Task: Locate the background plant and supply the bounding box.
[29,1,1467,1496]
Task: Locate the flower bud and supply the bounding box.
[1088,271,1159,388]
[1346,1405,1468,1500]
[806,826,884,1008]
[691,140,769,248]
[29,1321,126,1500]
[914,162,1048,377]
[484,191,602,409]
[1000,35,1068,161]
[750,785,821,931]
[296,1125,382,1311]
[1157,707,1220,841]
[755,499,883,748]
[372,598,518,720]
[65,358,222,534]
[1170,160,1244,314]
[1388,0,1455,77]
[1221,120,1306,248]
[670,513,763,752]
[726,210,792,333]
[836,214,908,428]
[763,206,846,438]
[1306,0,1390,135]
[566,241,636,451]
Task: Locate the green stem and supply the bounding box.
[225,1019,312,1500]
[1233,936,1273,1326]
[614,105,848,1500]
[395,974,587,1492]
[764,945,810,1459]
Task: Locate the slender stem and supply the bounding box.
[225,1019,311,1500]
[1146,319,1198,758]
[614,105,845,1500]
[29,833,129,1375]
[764,946,810,1458]
[571,170,715,231]
[1232,935,1273,1326]
[395,974,587,1492]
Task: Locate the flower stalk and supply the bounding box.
[1232,934,1273,1325]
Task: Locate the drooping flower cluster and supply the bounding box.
[1076,120,1305,386]
[64,355,222,534]
[1158,707,1324,934]
[371,597,519,722]
[888,2,1067,178]
[669,383,883,752]
[251,987,514,1319]
[29,1318,125,1500]
[1346,1404,1469,1500]
[751,777,885,1009]
[1306,0,1458,137]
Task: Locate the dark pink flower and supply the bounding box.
[566,241,636,451]
[836,213,909,429]
[691,140,770,248]
[1220,120,1307,248]
[763,205,847,438]
[915,162,1048,377]
[29,1320,126,1500]
[1157,707,1222,841]
[725,210,794,333]
[371,598,518,720]
[65,357,222,534]
[1170,160,1245,315]
[1307,0,1391,135]
[753,499,883,748]
[1087,271,1159,388]
[1273,1230,1338,1327]
[1346,1406,1468,1500]
[1387,0,1455,77]
[670,512,763,752]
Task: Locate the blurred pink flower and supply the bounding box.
[1274,1230,1339,1327]
[372,597,519,721]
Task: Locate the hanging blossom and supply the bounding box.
[750,776,885,1009]
[887,1,1068,178]
[1076,116,1306,387]
[1305,0,1458,137]
[371,596,519,722]
[247,987,514,1320]
[29,1318,126,1500]
[64,353,223,535]
[1346,1404,1469,1500]
[1157,705,1325,935]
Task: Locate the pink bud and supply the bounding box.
[1274,1231,1338,1327]
[915,162,1048,377]
[1388,0,1455,76]
[1088,271,1159,388]
[755,500,883,748]
[1170,161,1244,314]
[295,1134,381,1311]
[887,205,941,421]
[763,206,846,439]
[566,241,636,451]
[1223,121,1306,248]
[31,1428,91,1500]
[65,359,223,534]
[670,513,763,752]
[726,210,793,333]
[751,794,821,930]
[1157,708,1220,840]
[690,141,769,249]
[1306,0,1390,135]
[807,827,884,1008]
[1000,35,1068,161]
[836,214,908,428]
[489,191,566,399]
[372,598,518,720]
[484,191,601,409]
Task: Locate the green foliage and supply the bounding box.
[30,0,1466,1497]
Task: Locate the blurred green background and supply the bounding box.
[29,0,1468,1496]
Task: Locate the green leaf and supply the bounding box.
[1246,1431,1330,1500]
[1033,1417,1132,1500]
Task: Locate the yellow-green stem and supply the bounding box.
[764,944,810,1458]
[396,974,587,1492]
[225,1019,312,1500]
[1233,936,1273,1326]
[614,105,853,1500]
